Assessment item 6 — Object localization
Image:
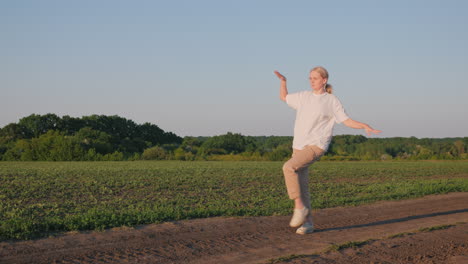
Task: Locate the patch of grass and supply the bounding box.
[327,239,375,252]
[418,224,455,232]
[387,223,460,239]
[387,232,414,238]
[1,161,467,241]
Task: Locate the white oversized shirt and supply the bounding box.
[286,91,349,151]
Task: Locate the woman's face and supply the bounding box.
[309,71,327,92]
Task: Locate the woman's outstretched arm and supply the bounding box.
[342,118,382,136]
[274,71,288,102]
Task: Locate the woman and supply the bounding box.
[274,67,381,235]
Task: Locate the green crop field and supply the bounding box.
[1,161,467,241]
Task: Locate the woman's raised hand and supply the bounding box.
[275,70,288,101]
[274,70,287,81]
[364,126,382,136]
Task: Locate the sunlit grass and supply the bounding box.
[0,161,467,240]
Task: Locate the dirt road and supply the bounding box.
[1,192,467,264]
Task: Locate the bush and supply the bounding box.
[142,146,167,160]
[101,151,124,161]
[265,145,292,161]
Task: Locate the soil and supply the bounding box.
[1,192,467,264]
[280,224,468,264]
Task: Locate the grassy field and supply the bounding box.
[1,160,467,241]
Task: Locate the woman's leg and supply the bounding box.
[298,166,310,210]
[283,146,323,227]
[302,146,324,224]
[282,146,322,208]
[298,166,315,225]
[282,149,304,204]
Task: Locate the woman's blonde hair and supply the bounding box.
[311,66,333,94]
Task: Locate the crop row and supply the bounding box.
[0,161,467,240]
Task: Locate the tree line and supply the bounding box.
[0,114,466,161]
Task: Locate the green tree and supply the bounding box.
[453,140,465,158]
[2,139,33,161]
[18,113,62,138]
[200,132,256,154]
[74,127,113,154]
[31,130,85,161]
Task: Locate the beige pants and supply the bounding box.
[282,145,325,210]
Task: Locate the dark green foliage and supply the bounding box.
[200,132,257,154]
[2,130,86,161]
[0,114,466,161]
[17,113,62,138]
[0,123,25,141]
[74,127,113,154]
[0,114,182,161]
[322,135,467,161]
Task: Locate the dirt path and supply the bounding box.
[1,192,467,264]
[277,224,468,264]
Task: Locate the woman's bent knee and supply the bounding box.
[282,162,294,173]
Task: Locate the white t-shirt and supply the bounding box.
[286,91,349,151]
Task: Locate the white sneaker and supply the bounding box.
[296,222,314,235]
[289,207,309,227]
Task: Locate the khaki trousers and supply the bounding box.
[282,145,325,210]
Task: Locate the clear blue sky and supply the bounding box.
[2,0,467,138]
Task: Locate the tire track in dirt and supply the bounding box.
[1,192,467,264]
